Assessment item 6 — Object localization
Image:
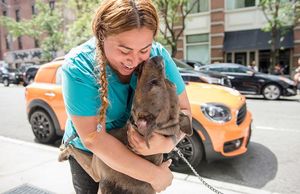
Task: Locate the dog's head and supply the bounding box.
[131,56,192,147]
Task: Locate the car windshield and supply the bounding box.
[173,58,194,70]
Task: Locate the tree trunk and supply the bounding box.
[171,44,177,58]
[269,28,277,73]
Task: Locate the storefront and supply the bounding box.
[224,28,293,74]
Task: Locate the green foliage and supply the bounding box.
[64,0,101,52]
[259,0,300,69]
[153,0,196,57]
[0,0,64,61]
[259,0,299,31]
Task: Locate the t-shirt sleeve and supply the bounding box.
[151,42,185,95]
[62,56,100,116]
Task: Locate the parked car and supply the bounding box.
[199,63,297,100]
[173,58,232,87]
[0,66,23,87]
[25,59,252,172]
[22,65,40,86]
[181,59,205,70]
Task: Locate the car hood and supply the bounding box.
[255,72,288,80]
[254,72,295,85]
[185,82,245,109]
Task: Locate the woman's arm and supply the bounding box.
[70,115,173,192]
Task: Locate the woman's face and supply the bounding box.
[103,27,154,76]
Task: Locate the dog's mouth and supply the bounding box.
[129,114,156,148]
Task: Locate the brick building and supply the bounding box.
[0,0,42,67]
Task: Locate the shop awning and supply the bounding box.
[223,28,294,52]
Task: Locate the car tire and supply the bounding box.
[29,109,59,144]
[165,132,203,173]
[262,84,281,100]
[3,79,9,87]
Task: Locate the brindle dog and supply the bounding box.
[94,56,193,194]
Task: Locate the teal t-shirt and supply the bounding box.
[62,37,185,152]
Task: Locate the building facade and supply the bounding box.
[0,0,41,68]
[178,0,300,74]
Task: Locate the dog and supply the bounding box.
[93,56,193,194]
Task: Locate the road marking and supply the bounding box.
[255,126,300,133]
[0,135,59,152]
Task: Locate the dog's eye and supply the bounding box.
[149,79,159,86]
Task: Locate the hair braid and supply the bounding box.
[96,40,109,125]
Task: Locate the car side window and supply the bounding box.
[237,67,248,73]
[190,76,202,82]
[55,66,62,85]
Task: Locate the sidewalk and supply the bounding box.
[0,136,279,194]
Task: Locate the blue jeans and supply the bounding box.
[68,156,99,194]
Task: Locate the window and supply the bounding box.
[15,9,20,22]
[186,34,209,65]
[226,53,232,63]
[5,35,10,50]
[187,0,209,14]
[2,10,7,16]
[32,5,36,15]
[34,38,39,48]
[17,36,22,49]
[227,0,256,10]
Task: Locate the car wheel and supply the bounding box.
[29,110,59,144]
[262,84,281,100]
[3,79,9,87]
[165,132,203,173]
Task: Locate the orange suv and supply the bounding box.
[25,58,252,172]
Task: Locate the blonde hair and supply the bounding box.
[92,0,159,124]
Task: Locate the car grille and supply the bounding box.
[236,103,247,125]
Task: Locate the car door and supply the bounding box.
[226,66,259,94]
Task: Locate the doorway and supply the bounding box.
[235,52,247,66]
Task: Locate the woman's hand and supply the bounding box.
[150,159,173,192]
[127,125,184,155]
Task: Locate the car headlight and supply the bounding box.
[201,103,232,123]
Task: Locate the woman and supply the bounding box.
[62,0,191,193]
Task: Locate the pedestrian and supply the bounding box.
[272,63,284,75]
[61,0,191,193]
[294,57,300,87]
[248,60,258,71]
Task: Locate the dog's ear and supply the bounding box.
[179,112,193,136]
[136,61,145,79]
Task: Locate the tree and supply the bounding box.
[0,0,64,61]
[64,0,101,52]
[259,0,300,71]
[153,0,198,57]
